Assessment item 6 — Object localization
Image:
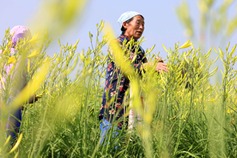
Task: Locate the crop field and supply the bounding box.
[1,0,237,157]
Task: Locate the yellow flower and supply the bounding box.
[28,34,39,45]
[227,108,233,114]
[9,133,23,153]
[79,52,85,61]
[7,56,16,64]
[179,40,193,49]
[27,50,40,58]
[3,136,11,146]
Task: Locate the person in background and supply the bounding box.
[0,25,36,145]
[99,11,168,144]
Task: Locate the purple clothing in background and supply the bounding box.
[0,25,31,143]
[0,25,31,91]
[0,48,15,90]
[10,25,31,48]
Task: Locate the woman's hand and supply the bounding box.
[141,57,168,73]
[155,61,168,73]
[155,57,168,73]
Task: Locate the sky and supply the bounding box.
[0,0,237,60]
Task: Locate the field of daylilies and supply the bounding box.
[1,0,237,157]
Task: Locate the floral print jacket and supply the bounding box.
[99,34,147,128]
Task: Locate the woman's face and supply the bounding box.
[123,15,145,40]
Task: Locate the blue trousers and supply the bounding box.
[6,107,22,143]
[99,118,119,145]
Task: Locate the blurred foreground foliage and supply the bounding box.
[1,21,237,157]
[1,0,237,157]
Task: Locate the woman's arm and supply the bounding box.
[141,58,168,73]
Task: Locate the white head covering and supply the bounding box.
[117,11,142,27]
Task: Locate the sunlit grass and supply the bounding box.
[1,23,237,157]
[1,0,237,157]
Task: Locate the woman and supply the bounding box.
[99,11,168,143]
[1,25,33,144]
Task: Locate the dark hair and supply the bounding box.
[121,15,144,35]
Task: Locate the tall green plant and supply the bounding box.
[177,0,237,49]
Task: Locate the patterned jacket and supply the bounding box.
[99,34,147,128]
